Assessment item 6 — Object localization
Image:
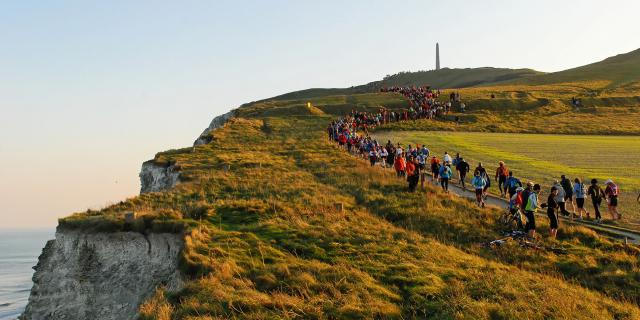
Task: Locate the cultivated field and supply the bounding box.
[375,131,640,227]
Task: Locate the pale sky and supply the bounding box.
[1,0,639,228]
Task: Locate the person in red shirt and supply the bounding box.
[394,155,406,177]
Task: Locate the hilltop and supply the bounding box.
[500,48,640,87]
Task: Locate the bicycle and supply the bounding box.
[499,207,524,230]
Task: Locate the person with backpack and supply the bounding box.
[495,161,510,198]
[560,175,575,214]
[509,187,525,228]
[552,180,571,217]
[524,183,542,238]
[587,179,605,223]
[505,171,523,199]
[604,179,621,220]
[439,164,453,192]
[573,178,589,220]
[406,156,419,192]
[472,170,487,207]
[456,157,470,190]
[394,154,406,177]
[476,163,490,199]
[544,186,560,239]
[368,148,378,167]
[443,152,452,165]
[430,156,441,184]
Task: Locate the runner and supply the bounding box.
[394,154,406,177]
[456,157,470,190]
[587,179,605,223]
[443,152,452,165]
[495,161,509,198]
[406,156,418,192]
[560,175,575,214]
[573,178,589,220]
[604,179,621,220]
[368,148,378,167]
[472,171,487,207]
[544,186,560,239]
[524,183,541,238]
[379,147,389,168]
[439,163,453,192]
[505,171,523,199]
[552,180,571,217]
[430,156,441,184]
[475,163,490,199]
[417,150,428,189]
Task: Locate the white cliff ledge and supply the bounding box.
[21,229,184,320]
[139,160,180,194]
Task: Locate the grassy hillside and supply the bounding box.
[59,98,640,319]
[500,48,640,88]
[376,67,542,89]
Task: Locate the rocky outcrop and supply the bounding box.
[21,229,184,320]
[139,160,180,194]
[193,109,236,146]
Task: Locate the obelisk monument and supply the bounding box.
[436,43,440,70]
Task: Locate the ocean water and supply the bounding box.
[0,229,54,320]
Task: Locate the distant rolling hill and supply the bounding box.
[499,48,640,87]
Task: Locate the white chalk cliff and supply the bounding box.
[21,230,184,320]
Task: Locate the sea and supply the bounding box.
[0,229,54,320]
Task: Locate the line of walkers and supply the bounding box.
[328,115,623,239]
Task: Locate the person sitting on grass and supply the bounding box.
[604,179,621,220]
[472,171,487,208]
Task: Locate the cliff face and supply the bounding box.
[193,109,235,146]
[139,160,180,194]
[21,230,184,320]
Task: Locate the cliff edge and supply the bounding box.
[21,229,184,320]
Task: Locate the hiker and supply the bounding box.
[587,179,605,223]
[387,146,395,168]
[439,164,453,192]
[552,180,571,217]
[406,156,419,192]
[495,161,509,198]
[456,157,470,190]
[443,152,452,165]
[472,170,487,207]
[368,148,378,167]
[544,186,560,239]
[505,171,523,199]
[430,156,441,184]
[604,179,621,220]
[573,178,589,220]
[476,163,490,199]
[417,150,428,189]
[560,175,575,214]
[509,187,525,228]
[524,183,541,238]
[394,154,406,177]
[379,147,389,168]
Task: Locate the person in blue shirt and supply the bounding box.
[472,171,487,207]
[505,171,523,199]
[439,164,453,192]
[573,178,589,220]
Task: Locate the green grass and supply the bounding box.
[374,131,640,226]
[62,112,640,319]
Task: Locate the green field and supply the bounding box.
[374,131,640,227]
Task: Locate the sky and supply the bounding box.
[1,0,639,228]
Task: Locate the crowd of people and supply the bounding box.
[327,104,624,240]
[379,86,460,120]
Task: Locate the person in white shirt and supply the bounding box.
[379,148,389,168]
[443,152,452,165]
